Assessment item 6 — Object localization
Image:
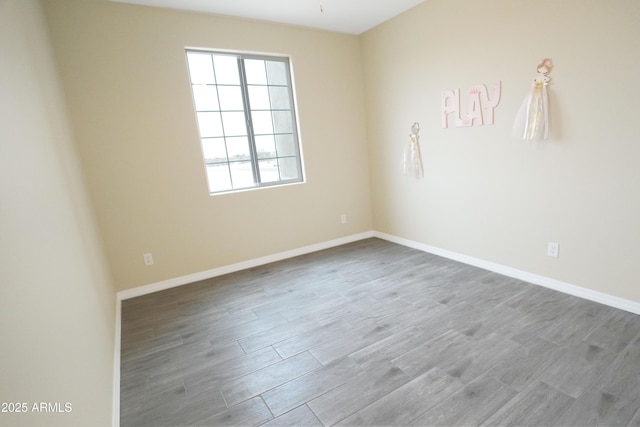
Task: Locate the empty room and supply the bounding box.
[2,0,640,426]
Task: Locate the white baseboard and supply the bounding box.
[117,228,640,314]
[373,231,640,316]
[112,298,121,427]
[113,228,640,425]
[117,231,375,301]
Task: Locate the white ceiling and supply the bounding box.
[107,0,425,35]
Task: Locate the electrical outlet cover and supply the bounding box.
[143,253,154,266]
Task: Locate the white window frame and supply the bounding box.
[185,49,304,194]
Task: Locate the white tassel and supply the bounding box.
[514,59,552,141]
[403,122,424,179]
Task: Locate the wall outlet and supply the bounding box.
[547,242,559,258]
[340,214,347,224]
[143,252,154,266]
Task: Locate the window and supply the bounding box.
[185,50,304,194]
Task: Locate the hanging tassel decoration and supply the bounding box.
[403,122,424,179]
[513,59,553,140]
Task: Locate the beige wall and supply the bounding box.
[2,0,638,423]
[5,0,637,424]
[0,0,115,425]
[361,0,640,302]
[43,0,372,292]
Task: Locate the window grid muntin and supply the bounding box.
[187,50,302,194]
[244,56,300,183]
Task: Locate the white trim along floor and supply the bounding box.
[113,230,640,426]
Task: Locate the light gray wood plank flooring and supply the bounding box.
[120,238,640,426]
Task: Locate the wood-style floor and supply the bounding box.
[120,238,640,426]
